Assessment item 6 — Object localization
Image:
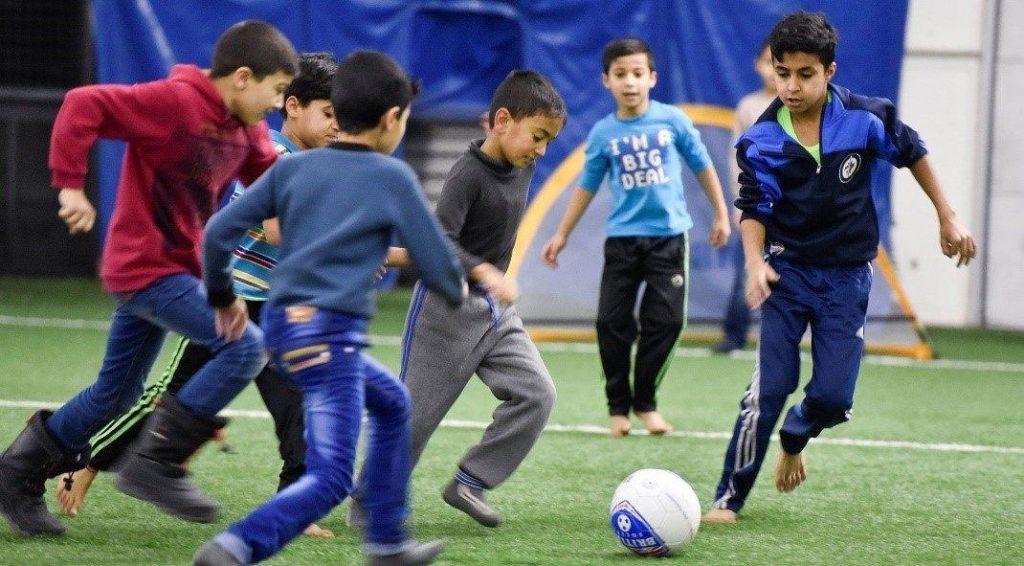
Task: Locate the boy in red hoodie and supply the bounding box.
[0,20,298,537]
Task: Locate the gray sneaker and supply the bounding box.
[193,541,244,566]
[366,540,445,566]
[442,479,501,527]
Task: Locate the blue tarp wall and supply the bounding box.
[91,0,909,247]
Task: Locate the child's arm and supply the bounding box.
[385,247,410,268]
[738,217,780,309]
[694,166,731,248]
[866,98,976,267]
[50,81,180,234]
[675,110,730,248]
[262,219,282,246]
[392,167,467,306]
[909,157,976,267]
[541,187,595,268]
[204,167,278,339]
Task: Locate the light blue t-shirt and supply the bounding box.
[580,100,712,237]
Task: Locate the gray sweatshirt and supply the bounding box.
[435,139,534,273]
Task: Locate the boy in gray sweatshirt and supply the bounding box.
[359,70,566,529]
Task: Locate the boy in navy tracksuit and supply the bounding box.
[705,12,976,523]
[194,51,464,565]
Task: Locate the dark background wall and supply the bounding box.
[0,0,97,275]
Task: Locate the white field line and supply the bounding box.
[2,314,1023,374]
[1,399,1021,456]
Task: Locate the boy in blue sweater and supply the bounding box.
[193,51,465,565]
[542,38,730,437]
[705,12,975,524]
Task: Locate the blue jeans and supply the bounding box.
[225,305,412,562]
[45,274,266,452]
[712,259,872,513]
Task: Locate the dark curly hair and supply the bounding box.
[280,52,338,118]
[768,12,839,67]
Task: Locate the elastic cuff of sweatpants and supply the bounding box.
[215,531,253,565]
[608,407,630,417]
[632,403,657,414]
[207,288,237,308]
[365,539,415,557]
[778,430,809,455]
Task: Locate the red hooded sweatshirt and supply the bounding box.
[49,65,278,293]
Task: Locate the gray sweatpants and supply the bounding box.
[400,283,556,489]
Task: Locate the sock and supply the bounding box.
[455,469,487,491]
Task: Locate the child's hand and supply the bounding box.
[215,298,250,342]
[58,188,96,234]
[541,233,567,268]
[709,216,731,249]
[938,218,976,267]
[472,263,519,305]
[745,260,780,310]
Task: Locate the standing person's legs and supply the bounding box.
[776,263,871,490]
[596,237,643,433]
[709,261,810,518]
[719,241,752,352]
[245,299,307,494]
[0,297,166,536]
[113,274,265,523]
[633,234,688,433]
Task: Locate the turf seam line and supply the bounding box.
[2,314,1022,374]
[1,399,1021,455]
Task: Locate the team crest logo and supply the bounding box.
[670,274,684,288]
[839,153,862,183]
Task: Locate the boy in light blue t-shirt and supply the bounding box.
[542,38,730,437]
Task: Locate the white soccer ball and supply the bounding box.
[609,468,701,556]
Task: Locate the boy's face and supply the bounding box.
[773,51,836,115]
[491,111,564,168]
[234,70,293,125]
[602,53,657,113]
[286,98,339,149]
[755,46,776,93]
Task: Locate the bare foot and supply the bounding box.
[303,523,335,538]
[57,467,97,517]
[609,415,632,437]
[775,451,807,493]
[635,411,674,435]
[702,508,738,524]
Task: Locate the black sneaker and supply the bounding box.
[442,479,501,527]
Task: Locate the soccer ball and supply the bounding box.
[609,469,701,556]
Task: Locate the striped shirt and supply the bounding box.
[229,129,296,301]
